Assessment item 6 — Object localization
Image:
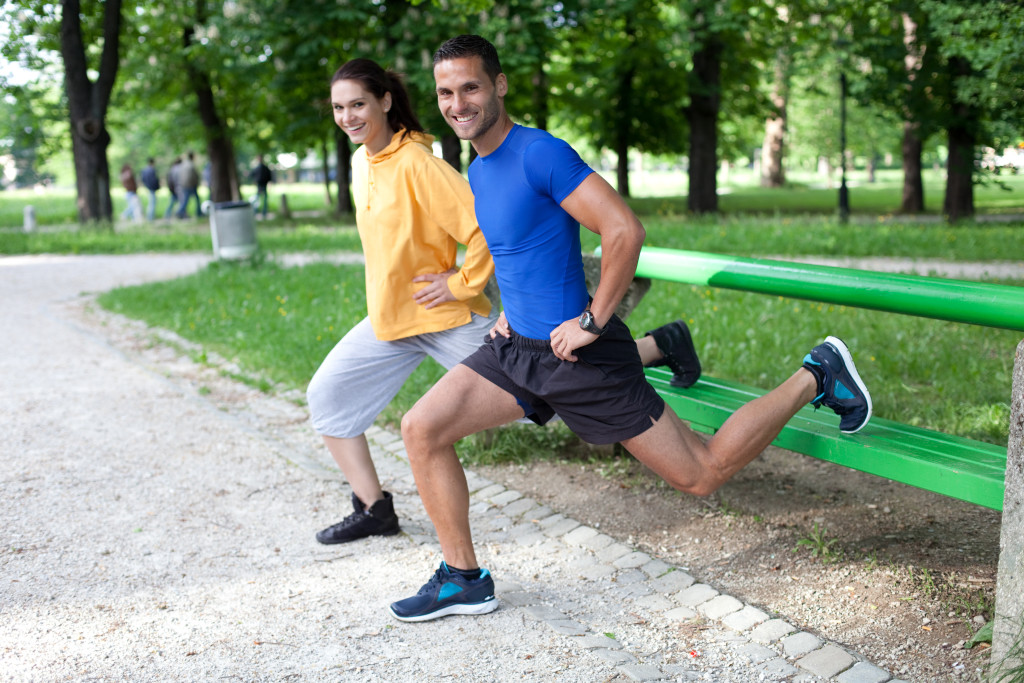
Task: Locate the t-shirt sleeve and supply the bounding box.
[522,136,594,204]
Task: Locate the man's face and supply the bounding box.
[434,56,506,143]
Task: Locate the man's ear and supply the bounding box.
[496,73,508,98]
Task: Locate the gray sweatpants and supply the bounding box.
[307,312,497,438]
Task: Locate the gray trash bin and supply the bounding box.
[209,201,257,259]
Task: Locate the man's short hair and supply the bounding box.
[433,34,503,83]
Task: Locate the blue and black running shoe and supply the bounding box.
[389,562,498,622]
[803,336,872,434]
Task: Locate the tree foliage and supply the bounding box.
[2,0,1022,222]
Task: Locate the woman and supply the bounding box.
[307,58,497,544]
[119,163,143,223]
[308,58,700,545]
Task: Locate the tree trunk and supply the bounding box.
[183,7,238,204]
[441,135,462,172]
[335,131,352,215]
[320,136,333,207]
[944,122,975,221]
[614,64,636,198]
[687,22,722,214]
[532,65,549,132]
[760,49,789,188]
[900,121,925,213]
[943,56,975,222]
[60,0,122,224]
[615,135,630,199]
[613,19,637,198]
[899,13,925,214]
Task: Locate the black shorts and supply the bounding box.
[461,315,665,445]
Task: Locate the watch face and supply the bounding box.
[579,310,602,334]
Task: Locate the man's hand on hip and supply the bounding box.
[549,318,598,362]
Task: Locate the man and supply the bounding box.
[250,155,273,219]
[140,158,160,221]
[176,151,202,219]
[388,35,871,623]
[163,157,181,219]
[118,163,142,223]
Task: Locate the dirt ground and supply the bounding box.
[58,252,1005,682]
[477,440,1001,681]
[84,300,1001,681]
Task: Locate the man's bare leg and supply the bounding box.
[622,367,818,496]
[401,364,525,569]
[635,335,661,365]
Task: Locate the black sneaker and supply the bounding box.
[645,320,702,388]
[315,491,400,544]
[802,336,872,434]
[389,562,498,622]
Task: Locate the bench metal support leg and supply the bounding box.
[994,339,1024,672]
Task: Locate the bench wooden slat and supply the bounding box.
[645,367,1007,510]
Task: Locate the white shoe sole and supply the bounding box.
[824,335,872,434]
[389,597,499,623]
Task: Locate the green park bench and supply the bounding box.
[612,246,1024,668]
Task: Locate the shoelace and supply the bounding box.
[417,568,447,596]
[326,509,366,532]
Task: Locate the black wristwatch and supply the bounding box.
[579,309,607,336]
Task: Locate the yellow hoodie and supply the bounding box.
[351,129,494,341]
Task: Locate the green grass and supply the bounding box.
[587,215,1024,260]
[0,183,338,230]
[97,255,1021,455]
[0,187,80,227]
[5,169,1024,231]
[5,208,1024,262]
[28,174,1022,464]
[607,166,1024,214]
[0,220,363,255]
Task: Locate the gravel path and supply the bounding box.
[6,252,1015,682]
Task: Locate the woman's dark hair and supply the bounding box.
[330,58,423,139]
[432,34,503,84]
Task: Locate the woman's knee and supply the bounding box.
[306,374,331,416]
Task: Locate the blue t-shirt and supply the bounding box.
[468,125,594,339]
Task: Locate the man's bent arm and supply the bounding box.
[559,173,645,328]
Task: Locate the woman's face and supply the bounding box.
[331,79,394,156]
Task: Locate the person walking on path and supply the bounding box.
[176,152,203,219]
[140,158,161,221]
[119,163,143,223]
[387,34,873,623]
[163,157,182,219]
[250,155,273,219]
[307,58,698,548]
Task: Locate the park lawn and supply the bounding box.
[19,176,1020,464]
[3,168,1024,232]
[0,220,363,255]
[4,211,1024,261]
[97,255,1021,466]
[0,183,337,230]
[586,215,1024,260]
